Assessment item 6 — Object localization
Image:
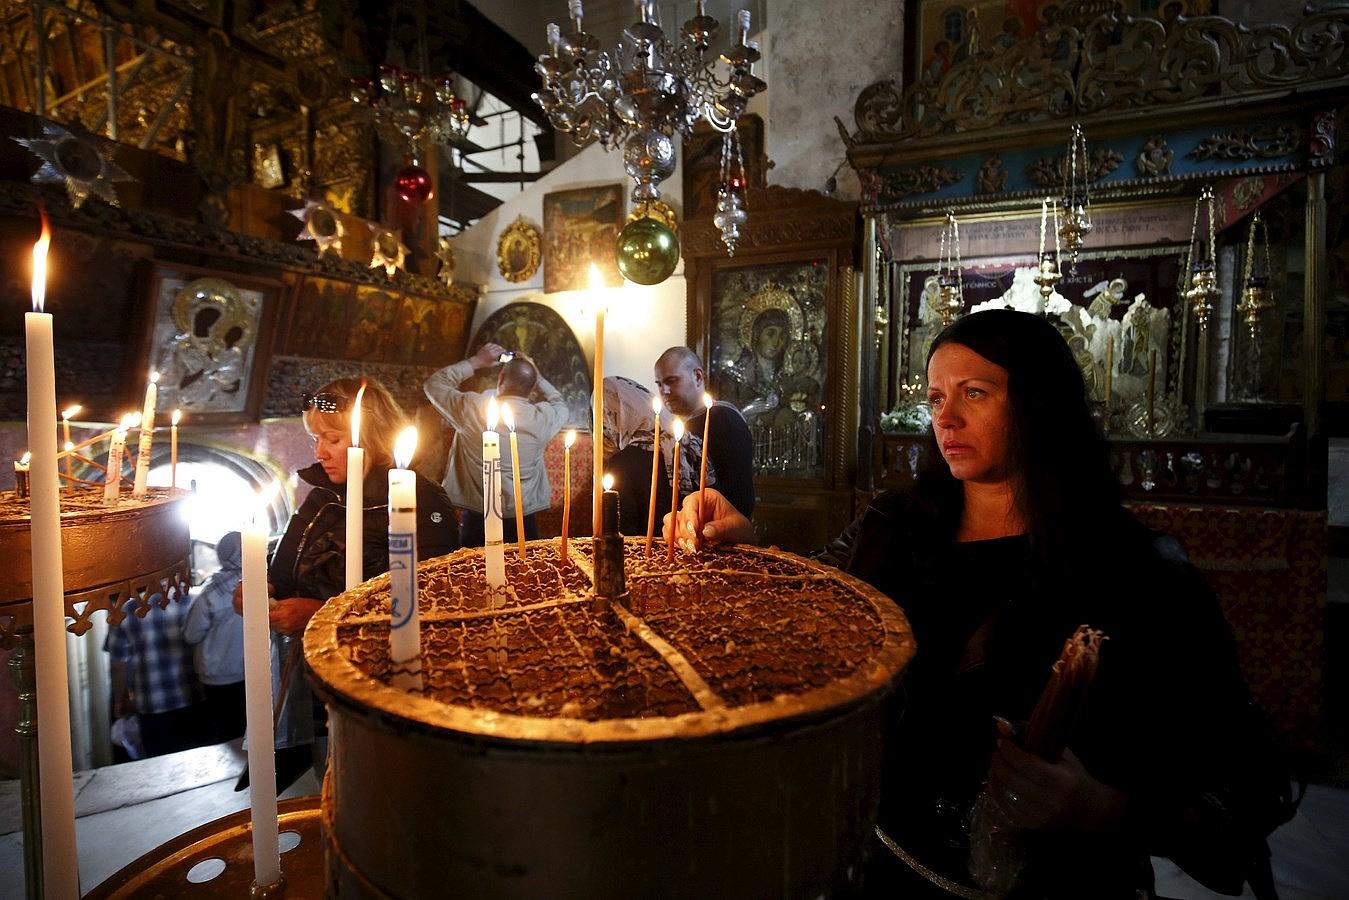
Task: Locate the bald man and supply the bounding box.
[425,342,569,547]
[654,347,755,518]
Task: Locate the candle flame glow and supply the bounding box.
[564,429,576,449]
[62,442,72,453]
[127,412,142,430]
[148,370,160,385]
[602,472,614,491]
[393,426,418,469]
[31,210,50,312]
[61,405,81,421]
[673,417,685,441]
[350,381,366,447]
[703,392,713,409]
[254,481,281,527]
[588,263,604,289]
[171,409,182,426]
[486,396,500,431]
[500,402,516,433]
[652,395,662,414]
[19,452,31,466]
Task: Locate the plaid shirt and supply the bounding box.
[104,598,199,715]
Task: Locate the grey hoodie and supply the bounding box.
[183,531,245,685]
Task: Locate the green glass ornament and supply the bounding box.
[615,217,680,285]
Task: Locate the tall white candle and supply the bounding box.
[590,264,605,538]
[25,215,80,899]
[170,409,181,490]
[644,395,662,558]
[131,370,158,498]
[103,414,132,504]
[345,384,367,591]
[667,417,684,564]
[242,483,281,889]
[482,397,506,592]
[388,426,423,690]
[561,429,575,565]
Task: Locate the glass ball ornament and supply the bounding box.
[394,162,434,205]
[615,216,680,285]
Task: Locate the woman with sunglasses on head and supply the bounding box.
[667,310,1288,898]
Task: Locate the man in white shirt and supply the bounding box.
[424,342,570,546]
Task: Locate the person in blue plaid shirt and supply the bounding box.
[105,596,204,758]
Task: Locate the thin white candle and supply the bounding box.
[26,214,80,899]
[131,370,158,498]
[345,384,367,591]
[482,397,506,593]
[560,429,575,565]
[170,409,181,490]
[60,404,79,480]
[501,402,527,560]
[103,413,134,504]
[644,395,662,558]
[667,417,684,563]
[696,393,713,550]
[388,426,423,689]
[242,482,281,889]
[590,264,605,538]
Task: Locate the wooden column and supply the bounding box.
[1302,171,1327,504]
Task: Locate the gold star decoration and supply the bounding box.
[289,199,346,256]
[436,236,456,286]
[13,121,135,208]
[369,224,408,278]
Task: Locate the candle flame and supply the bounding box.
[393,425,418,469]
[31,210,50,312]
[602,472,614,491]
[703,392,714,409]
[588,263,604,289]
[19,452,31,466]
[350,381,366,447]
[673,417,685,441]
[254,481,281,527]
[564,428,576,449]
[61,404,81,421]
[486,395,500,431]
[148,370,160,385]
[171,409,182,426]
[652,395,662,414]
[62,441,72,453]
[127,412,142,430]
[500,402,516,433]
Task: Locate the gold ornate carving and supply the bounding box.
[848,8,1349,144]
[1025,147,1122,189]
[497,218,542,283]
[1189,125,1302,162]
[629,200,680,236]
[878,165,961,199]
[1136,137,1174,177]
[975,156,1007,194]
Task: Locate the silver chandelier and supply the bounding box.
[533,0,765,248]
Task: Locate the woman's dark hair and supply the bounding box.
[919,309,1130,562]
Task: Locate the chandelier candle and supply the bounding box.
[346,383,367,591]
[388,427,423,691]
[131,370,159,498]
[501,403,527,561]
[590,265,605,538]
[483,398,506,593]
[668,417,684,563]
[103,414,132,503]
[696,393,713,551]
[60,405,79,479]
[170,409,180,490]
[242,483,282,890]
[645,395,662,558]
[25,213,80,899]
[561,429,576,566]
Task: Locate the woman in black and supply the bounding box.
[670,310,1285,898]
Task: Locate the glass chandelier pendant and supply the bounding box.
[533,1,766,257]
[1236,210,1275,338]
[934,212,964,326]
[1184,186,1222,331]
[1034,198,1063,301]
[714,126,748,255]
[350,67,470,154]
[1057,123,1093,269]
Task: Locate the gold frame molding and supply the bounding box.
[496,217,541,283]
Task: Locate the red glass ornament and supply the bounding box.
[395,162,434,205]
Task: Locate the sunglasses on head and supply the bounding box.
[301,391,350,413]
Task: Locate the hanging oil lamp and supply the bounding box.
[932,211,963,325]
[1235,210,1274,338]
[1057,123,1093,267]
[1034,197,1063,301]
[1184,186,1221,330]
[713,125,748,256]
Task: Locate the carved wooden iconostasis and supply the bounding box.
[841,0,1349,751]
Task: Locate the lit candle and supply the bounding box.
[388,426,423,690]
[736,7,751,45]
[131,370,159,498]
[590,265,605,538]
[501,402,527,561]
[1103,338,1114,407]
[667,417,684,563]
[1147,348,1157,436]
[60,405,79,480]
[25,213,80,899]
[644,395,662,558]
[103,413,133,503]
[170,409,181,490]
[696,392,713,550]
[345,383,367,591]
[15,451,31,498]
[242,482,281,890]
[482,397,506,592]
[560,429,576,565]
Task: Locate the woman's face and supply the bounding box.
[756,322,787,360]
[305,411,352,484]
[927,342,1012,484]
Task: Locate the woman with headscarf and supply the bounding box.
[601,375,674,536]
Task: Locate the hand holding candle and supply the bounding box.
[132,370,159,498]
[561,429,576,565]
[696,393,713,551]
[170,409,181,490]
[482,397,506,592]
[242,482,281,889]
[501,402,527,560]
[388,426,423,690]
[644,396,662,558]
[667,417,684,563]
[345,383,367,591]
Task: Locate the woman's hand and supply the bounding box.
[662,488,756,551]
[987,736,1127,833]
[267,597,325,635]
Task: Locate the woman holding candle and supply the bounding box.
[671,310,1288,898]
[599,376,672,536]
